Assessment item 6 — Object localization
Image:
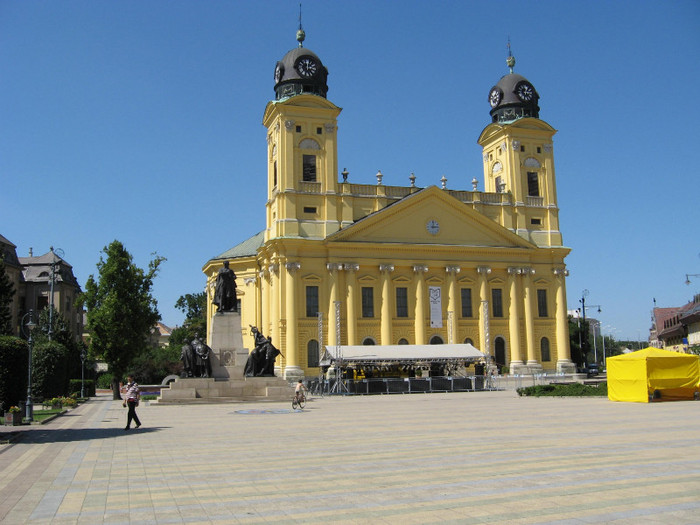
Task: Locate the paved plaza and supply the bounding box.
[1,390,699,524]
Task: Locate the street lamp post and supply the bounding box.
[578,290,602,365]
[48,247,63,341]
[21,310,37,422]
[685,274,700,286]
[80,349,87,398]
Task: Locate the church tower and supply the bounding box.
[477,50,563,249]
[262,27,342,242]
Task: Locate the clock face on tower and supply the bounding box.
[489,88,502,108]
[426,219,440,235]
[295,56,318,78]
[516,82,534,102]
[274,64,284,83]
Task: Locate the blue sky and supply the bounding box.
[2,1,699,342]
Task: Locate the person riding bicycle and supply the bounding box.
[294,380,307,402]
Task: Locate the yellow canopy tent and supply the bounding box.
[607,347,700,403]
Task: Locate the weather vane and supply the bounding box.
[506,36,515,73]
[297,3,305,47]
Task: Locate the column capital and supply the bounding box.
[477,266,492,275]
[268,263,279,274]
[445,265,461,275]
[413,264,428,273]
[327,263,344,272]
[285,262,301,273]
[508,266,535,276]
[379,264,395,273]
[344,263,359,272]
[552,267,569,277]
[244,277,256,286]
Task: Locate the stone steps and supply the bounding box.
[156,376,294,404]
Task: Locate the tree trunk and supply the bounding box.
[111,378,122,400]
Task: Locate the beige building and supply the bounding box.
[204,35,574,380]
[0,235,83,340]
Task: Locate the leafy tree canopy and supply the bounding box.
[0,257,15,336]
[78,240,165,398]
[175,292,206,322]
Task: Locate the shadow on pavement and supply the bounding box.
[15,426,170,444]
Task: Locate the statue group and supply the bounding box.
[244,326,282,377]
[180,334,213,378]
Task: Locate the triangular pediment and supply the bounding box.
[327,186,535,250]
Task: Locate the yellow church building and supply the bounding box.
[204,31,574,380]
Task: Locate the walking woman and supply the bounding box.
[121,375,141,430]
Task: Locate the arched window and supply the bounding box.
[494,337,506,367]
[362,337,376,345]
[307,339,319,368]
[429,335,444,345]
[464,338,474,345]
[540,337,551,362]
[398,338,409,345]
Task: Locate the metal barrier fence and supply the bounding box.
[307,376,505,396]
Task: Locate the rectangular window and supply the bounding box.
[303,154,317,182]
[361,287,374,318]
[295,125,301,132]
[316,127,322,134]
[537,289,548,317]
[530,218,541,225]
[460,288,473,318]
[303,206,317,214]
[396,287,408,318]
[273,161,277,188]
[491,289,503,318]
[305,286,319,318]
[527,172,539,197]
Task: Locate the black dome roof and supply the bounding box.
[274,42,328,100]
[487,56,540,123]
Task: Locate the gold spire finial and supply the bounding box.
[296,3,305,47]
[506,37,515,73]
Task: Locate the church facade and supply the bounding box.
[203,32,574,380]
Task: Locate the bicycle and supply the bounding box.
[291,391,306,410]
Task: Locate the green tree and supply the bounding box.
[568,315,588,369]
[32,307,85,396]
[171,292,207,347]
[0,257,15,336]
[31,340,69,399]
[78,241,165,399]
[0,336,28,411]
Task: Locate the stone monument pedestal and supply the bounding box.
[158,312,293,403]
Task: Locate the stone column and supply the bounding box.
[413,265,428,345]
[553,267,576,373]
[380,264,394,345]
[446,266,460,345]
[522,267,540,369]
[327,263,342,347]
[477,266,491,354]
[268,263,280,351]
[345,263,359,346]
[507,267,525,372]
[284,262,303,380]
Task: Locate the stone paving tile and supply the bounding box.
[1,391,700,523]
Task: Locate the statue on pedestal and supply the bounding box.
[244,326,283,377]
[180,333,213,378]
[213,261,237,313]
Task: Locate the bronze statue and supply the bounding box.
[245,326,283,377]
[181,334,213,378]
[192,334,212,378]
[213,261,237,312]
[180,343,195,377]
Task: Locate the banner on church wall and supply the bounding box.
[429,286,442,328]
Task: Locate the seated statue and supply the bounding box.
[245,326,283,377]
